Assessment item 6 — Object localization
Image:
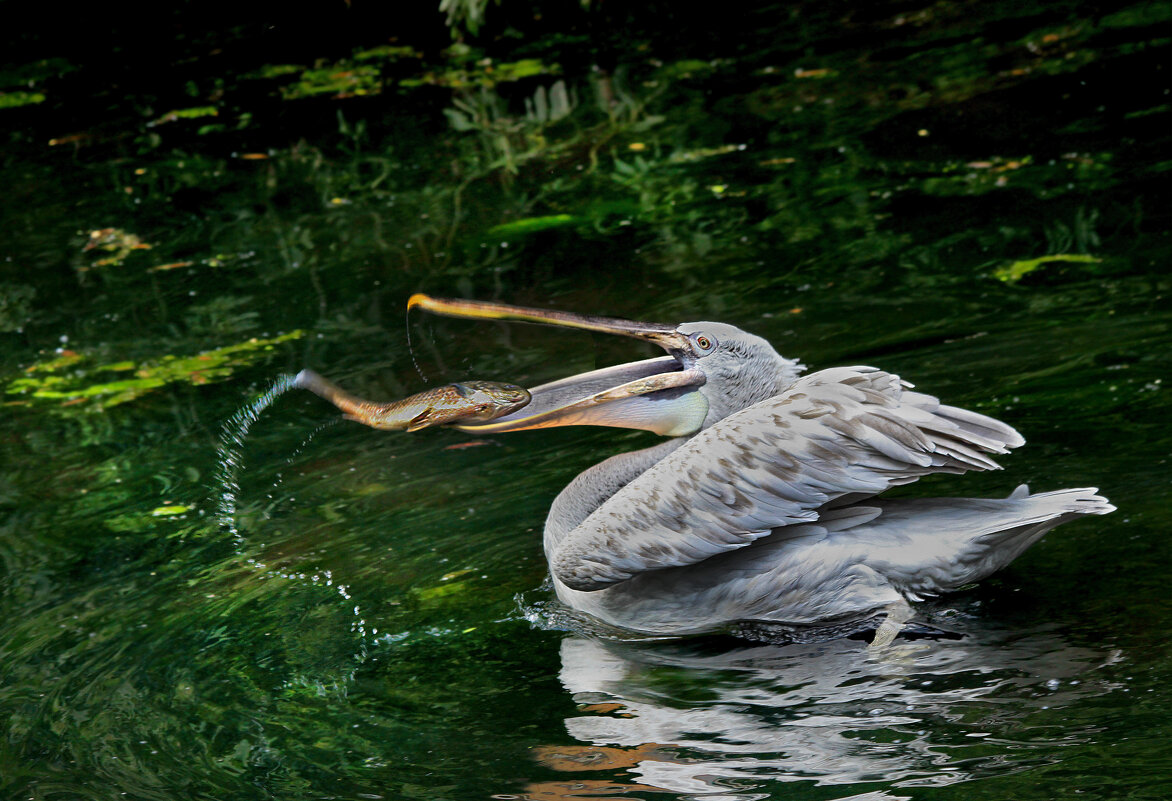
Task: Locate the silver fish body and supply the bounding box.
[293,370,530,432]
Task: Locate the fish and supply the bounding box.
[293,369,531,432]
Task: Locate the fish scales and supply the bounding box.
[293,369,530,432]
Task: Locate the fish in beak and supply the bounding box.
[407,294,709,436]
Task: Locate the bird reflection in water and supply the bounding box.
[506,621,1121,799]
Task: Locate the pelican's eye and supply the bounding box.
[691,333,717,353]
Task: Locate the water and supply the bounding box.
[214,374,301,547]
[2,2,1170,799]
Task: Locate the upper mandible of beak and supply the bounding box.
[407,294,694,355]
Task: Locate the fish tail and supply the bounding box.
[295,369,379,419]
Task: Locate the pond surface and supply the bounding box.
[2,2,1170,799]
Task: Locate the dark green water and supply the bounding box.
[2,2,1170,799]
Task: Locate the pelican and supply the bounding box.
[409,295,1114,645]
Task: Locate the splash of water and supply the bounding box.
[214,373,371,663]
[214,373,300,547]
[512,594,681,643]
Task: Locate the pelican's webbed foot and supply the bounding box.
[868,598,914,649]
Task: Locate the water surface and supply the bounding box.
[1,2,1170,799]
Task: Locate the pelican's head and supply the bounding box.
[407,295,804,437]
[673,321,804,428]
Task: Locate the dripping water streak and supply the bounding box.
[266,417,342,509]
[267,415,372,659]
[406,306,429,383]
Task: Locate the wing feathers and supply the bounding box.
[552,366,1024,591]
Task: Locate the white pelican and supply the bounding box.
[409,295,1114,645]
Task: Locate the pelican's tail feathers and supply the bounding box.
[959,486,1115,581]
[998,484,1117,523]
[866,487,1114,598]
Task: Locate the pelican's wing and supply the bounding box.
[551,366,1024,591]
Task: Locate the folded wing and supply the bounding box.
[551,366,1024,591]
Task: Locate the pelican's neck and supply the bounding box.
[542,347,803,557]
[676,327,804,430]
[544,438,686,558]
[702,356,804,429]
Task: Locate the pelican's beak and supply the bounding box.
[408,294,709,436]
